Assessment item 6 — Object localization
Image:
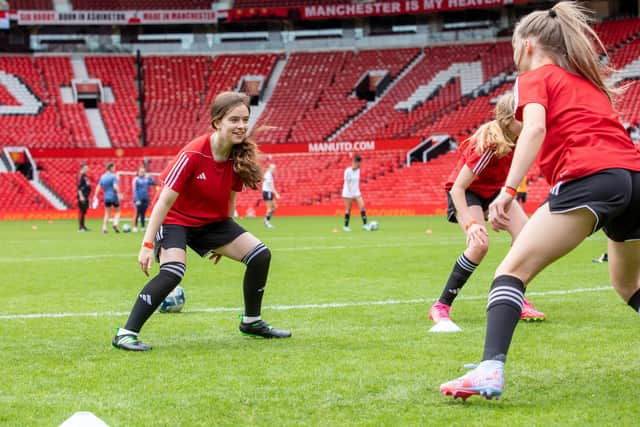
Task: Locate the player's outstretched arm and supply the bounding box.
[139,186,178,276]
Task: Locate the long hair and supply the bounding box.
[210,92,262,190]
[513,1,616,102]
[472,92,517,157]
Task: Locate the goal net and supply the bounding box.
[116,171,161,210]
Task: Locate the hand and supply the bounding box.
[488,192,514,231]
[466,222,488,248]
[135,200,141,206]
[275,193,281,199]
[138,247,154,276]
[208,252,222,265]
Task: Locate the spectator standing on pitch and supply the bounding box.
[262,163,280,228]
[112,92,291,351]
[342,154,370,231]
[429,92,545,333]
[132,166,156,232]
[440,1,640,401]
[77,163,91,232]
[93,162,121,234]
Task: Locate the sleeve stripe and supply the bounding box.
[471,150,494,175]
[164,153,189,189]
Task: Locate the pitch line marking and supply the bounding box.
[0,286,611,320]
[0,241,457,263]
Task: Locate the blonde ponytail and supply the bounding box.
[471,92,517,157]
[472,120,514,158]
[514,1,617,102]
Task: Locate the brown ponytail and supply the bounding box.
[514,1,617,102]
[230,138,262,190]
[209,91,262,189]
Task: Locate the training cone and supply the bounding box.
[59,412,110,427]
[429,320,462,333]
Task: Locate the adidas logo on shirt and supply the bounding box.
[196,172,206,180]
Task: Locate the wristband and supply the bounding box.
[142,241,154,249]
[504,186,517,198]
[464,219,478,231]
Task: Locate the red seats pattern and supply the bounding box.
[70,0,213,10]
[37,157,165,209]
[234,0,347,7]
[144,54,278,146]
[0,172,55,211]
[255,48,419,144]
[8,0,53,9]
[339,42,514,141]
[4,18,640,212]
[85,56,140,148]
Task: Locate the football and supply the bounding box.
[122,223,131,233]
[159,285,186,313]
[368,221,379,231]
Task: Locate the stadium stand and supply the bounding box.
[3,17,640,214]
[0,56,73,148]
[259,48,421,144]
[336,43,514,142]
[0,172,55,211]
[70,0,213,10]
[36,156,164,209]
[85,56,140,148]
[35,57,95,148]
[234,0,347,8]
[142,54,277,147]
[8,0,52,9]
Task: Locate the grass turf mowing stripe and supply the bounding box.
[0,285,611,320]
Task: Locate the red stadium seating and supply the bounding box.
[70,0,213,10]
[143,54,278,147]
[233,150,406,210]
[36,157,165,209]
[35,57,95,148]
[4,17,640,213]
[255,48,420,144]
[8,0,53,9]
[85,56,140,148]
[594,18,640,49]
[337,42,514,142]
[0,172,55,211]
[234,0,347,7]
[0,56,72,148]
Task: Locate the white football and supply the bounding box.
[368,221,379,231]
[159,285,186,313]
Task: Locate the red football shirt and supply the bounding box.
[515,64,640,186]
[444,139,513,198]
[160,133,244,227]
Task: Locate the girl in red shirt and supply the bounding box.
[112,92,291,351]
[429,92,545,333]
[441,2,640,400]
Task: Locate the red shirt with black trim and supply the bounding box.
[514,64,640,186]
[159,133,244,227]
[444,139,513,198]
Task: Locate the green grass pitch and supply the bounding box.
[0,216,637,426]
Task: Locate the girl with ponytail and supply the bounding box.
[430,92,545,332]
[440,1,640,401]
[112,91,291,351]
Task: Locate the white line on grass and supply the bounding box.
[0,241,457,263]
[0,285,612,320]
